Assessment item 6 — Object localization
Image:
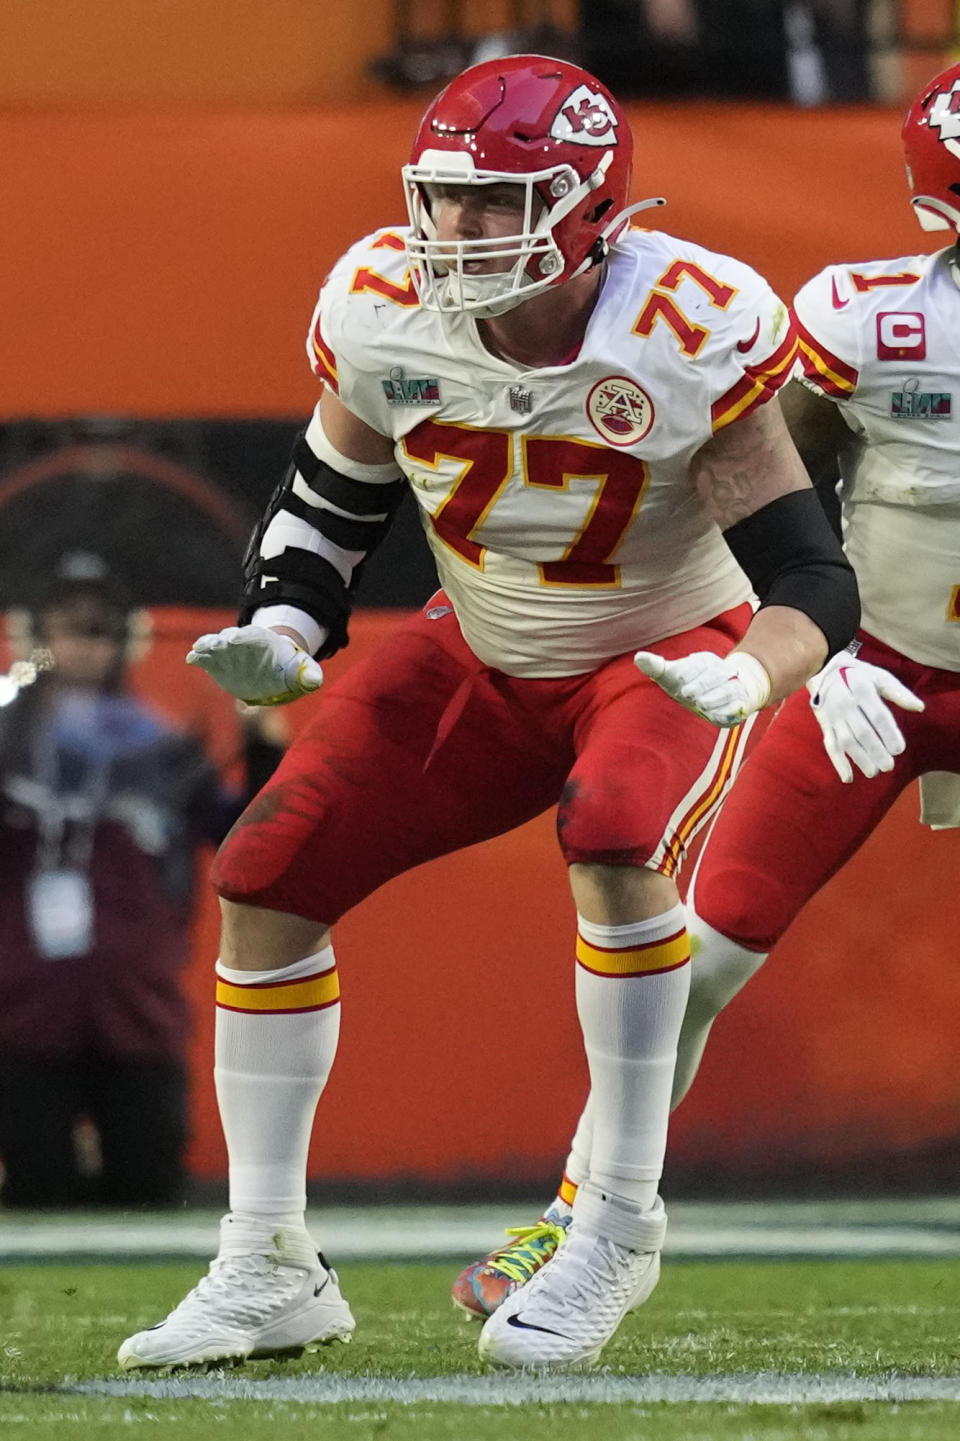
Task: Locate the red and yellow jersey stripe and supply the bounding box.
[371,231,407,252]
[711,324,799,432]
[792,311,859,398]
[309,313,339,392]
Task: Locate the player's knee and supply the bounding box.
[691,862,792,955]
[217,895,331,970]
[568,858,676,923]
[211,826,255,905]
[556,779,656,868]
[210,783,286,902]
[211,775,319,909]
[686,923,767,1018]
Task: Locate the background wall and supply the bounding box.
[3,2,959,1196]
[0,0,577,106]
[1,100,947,421]
[0,1,947,108]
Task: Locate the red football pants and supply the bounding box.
[692,630,960,952]
[212,598,755,924]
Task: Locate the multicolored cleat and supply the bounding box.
[452,1211,571,1319]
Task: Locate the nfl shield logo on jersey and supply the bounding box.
[509,385,533,414]
[587,376,655,446]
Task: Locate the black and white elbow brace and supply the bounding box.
[239,420,406,659]
[722,488,860,659]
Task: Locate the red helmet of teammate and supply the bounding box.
[402,54,660,317]
[902,60,960,232]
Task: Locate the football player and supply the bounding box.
[453,59,960,1331]
[118,54,857,1372]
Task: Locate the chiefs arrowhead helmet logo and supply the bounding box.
[550,85,619,147]
[926,78,960,153]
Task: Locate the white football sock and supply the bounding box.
[671,906,768,1108]
[575,906,690,1212]
[562,1089,590,1193]
[564,1094,593,1190]
[544,1093,595,1215]
[214,946,340,1225]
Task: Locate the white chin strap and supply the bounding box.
[603,195,667,235]
[911,195,960,232]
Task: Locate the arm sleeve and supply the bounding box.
[723,488,860,658]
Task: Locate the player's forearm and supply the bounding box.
[240,406,404,661]
[733,605,828,703]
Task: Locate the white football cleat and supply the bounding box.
[478,1186,666,1370]
[117,1214,355,1370]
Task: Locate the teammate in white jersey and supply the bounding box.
[118,55,857,1373]
[454,59,960,1328]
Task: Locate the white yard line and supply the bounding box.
[71,1372,960,1405]
[3,1199,960,1261]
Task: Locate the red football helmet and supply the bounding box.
[902,61,960,232]
[402,54,660,317]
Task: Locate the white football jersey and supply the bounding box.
[794,248,960,671]
[309,226,796,677]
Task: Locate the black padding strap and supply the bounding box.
[239,548,351,659]
[278,489,396,551]
[236,427,410,659]
[723,488,860,659]
[293,436,406,518]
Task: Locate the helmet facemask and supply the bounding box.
[402,149,617,319]
[902,66,960,234]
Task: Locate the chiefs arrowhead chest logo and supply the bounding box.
[587,376,655,446]
[550,85,619,147]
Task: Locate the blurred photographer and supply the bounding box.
[0,554,281,1208]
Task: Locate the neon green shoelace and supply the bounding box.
[486,1221,567,1284]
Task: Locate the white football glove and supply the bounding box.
[806,650,925,783]
[186,625,324,706]
[634,649,771,727]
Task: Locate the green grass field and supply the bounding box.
[2,1257,960,1440]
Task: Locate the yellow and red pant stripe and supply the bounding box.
[216,968,340,1015]
[659,722,744,879]
[576,928,690,979]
